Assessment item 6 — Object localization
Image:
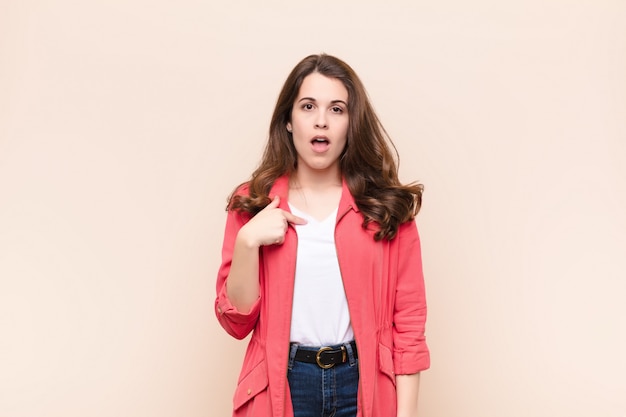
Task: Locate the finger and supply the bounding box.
[283,211,308,225]
[265,195,280,210]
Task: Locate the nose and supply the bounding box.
[315,110,328,129]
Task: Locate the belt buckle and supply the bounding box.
[315,346,334,369]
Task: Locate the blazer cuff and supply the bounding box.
[393,346,431,375]
[216,292,261,323]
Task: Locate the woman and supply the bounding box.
[215,54,430,417]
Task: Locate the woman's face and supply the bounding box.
[287,72,349,177]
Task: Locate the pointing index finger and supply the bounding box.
[283,211,308,225]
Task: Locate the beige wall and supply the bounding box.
[1,1,625,416]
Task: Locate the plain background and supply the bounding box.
[1,1,625,416]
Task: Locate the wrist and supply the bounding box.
[236,227,261,249]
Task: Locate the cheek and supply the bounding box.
[340,121,349,139]
[338,132,348,152]
[293,118,308,133]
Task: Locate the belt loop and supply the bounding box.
[345,342,357,366]
[288,343,298,370]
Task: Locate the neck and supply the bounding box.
[290,166,342,191]
[288,166,343,221]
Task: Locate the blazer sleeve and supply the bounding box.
[214,203,261,340]
[392,220,430,374]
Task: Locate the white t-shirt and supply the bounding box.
[288,204,354,346]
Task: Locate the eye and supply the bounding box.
[331,106,344,114]
[302,103,314,110]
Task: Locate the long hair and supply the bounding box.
[228,53,423,240]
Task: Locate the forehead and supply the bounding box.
[297,72,348,101]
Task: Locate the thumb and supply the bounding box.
[265,195,280,209]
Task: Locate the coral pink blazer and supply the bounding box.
[215,176,429,417]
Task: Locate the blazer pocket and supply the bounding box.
[378,343,396,386]
[233,359,269,411]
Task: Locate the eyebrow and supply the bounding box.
[298,97,348,106]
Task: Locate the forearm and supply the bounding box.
[225,233,261,313]
[223,195,305,313]
[395,372,421,417]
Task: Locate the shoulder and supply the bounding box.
[399,218,418,231]
[395,219,421,249]
[226,181,253,218]
[232,181,251,197]
[227,181,252,208]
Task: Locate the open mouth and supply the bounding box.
[311,136,329,145]
[311,136,330,152]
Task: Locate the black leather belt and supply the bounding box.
[293,341,358,369]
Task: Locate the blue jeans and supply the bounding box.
[287,343,359,417]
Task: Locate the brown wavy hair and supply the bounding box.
[228,53,423,240]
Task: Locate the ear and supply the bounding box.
[286,122,292,133]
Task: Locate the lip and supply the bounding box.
[310,135,330,143]
[310,135,331,153]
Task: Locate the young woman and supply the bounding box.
[215,54,430,417]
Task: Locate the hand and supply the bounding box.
[238,195,307,247]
